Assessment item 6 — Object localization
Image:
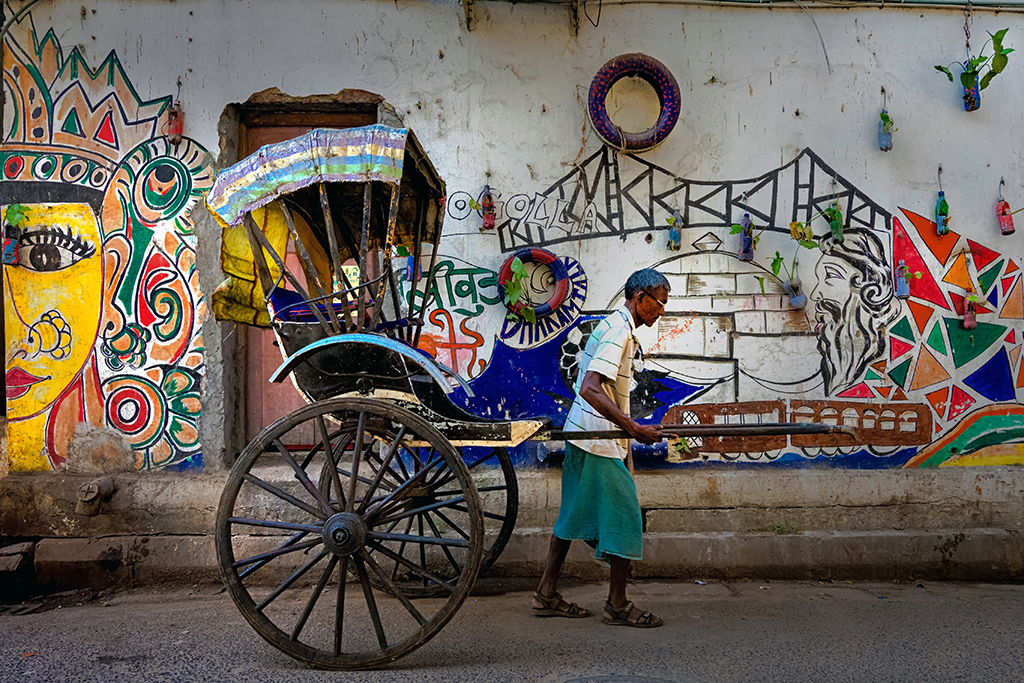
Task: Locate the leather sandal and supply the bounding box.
[532,591,591,618]
[603,600,663,628]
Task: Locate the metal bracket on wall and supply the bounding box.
[463,0,476,31]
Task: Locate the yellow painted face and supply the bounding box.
[4,203,103,419]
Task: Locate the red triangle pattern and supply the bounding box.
[1007,330,1017,344]
[893,215,951,310]
[925,386,950,419]
[837,382,874,398]
[950,292,993,316]
[948,386,976,420]
[967,239,1002,272]
[892,387,908,401]
[94,110,119,148]
[902,208,960,265]
[876,386,893,398]
[890,336,914,360]
[907,300,934,334]
[1002,276,1017,296]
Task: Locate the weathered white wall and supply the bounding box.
[11,0,1024,470]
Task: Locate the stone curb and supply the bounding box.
[25,527,1024,592]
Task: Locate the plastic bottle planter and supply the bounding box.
[878,109,894,152]
[997,199,1016,235]
[737,214,754,261]
[481,186,496,231]
[963,74,981,112]
[666,210,683,251]
[895,260,912,299]
[963,301,978,329]
[784,275,808,309]
[936,191,951,236]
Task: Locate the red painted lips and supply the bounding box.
[5,368,47,400]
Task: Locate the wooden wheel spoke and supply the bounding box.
[242,473,327,520]
[357,427,408,514]
[232,538,322,569]
[376,496,467,526]
[421,513,462,576]
[273,439,335,514]
[238,531,308,580]
[366,530,471,548]
[291,555,338,641]
[353,555,389,652]
[448,502,507,522]
[345,413,366,513]
[334,556,348,655]
[367,455,445,518]
[431,508,470,541]
[366,540,456,592]
[229,517,322,533]
[256,548,331,612]
[358,549,425,625]
[319,416,351,509]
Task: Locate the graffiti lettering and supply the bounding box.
[406,259,501,318]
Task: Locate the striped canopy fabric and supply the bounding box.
[206,125,408,226]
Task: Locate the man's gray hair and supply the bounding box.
[624,268,671,300]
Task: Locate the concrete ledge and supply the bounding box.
[24,527,1024,591]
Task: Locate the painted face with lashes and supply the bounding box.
[4,203,102,417]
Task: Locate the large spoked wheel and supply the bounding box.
[458,446,518,575]
[378,445,518,598]
[215,397,484,670]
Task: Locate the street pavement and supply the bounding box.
[1,579,1022,683]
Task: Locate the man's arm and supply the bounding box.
[578,370,665,446]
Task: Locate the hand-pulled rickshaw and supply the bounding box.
[206,125,850,670]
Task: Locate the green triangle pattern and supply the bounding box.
[889,357,912,388]
[943,319,1007,368]
[978,260,1004,295]
[866,369,882,381]
[926,322,947,355]
[890,317,915,342]
[61,107,84,137]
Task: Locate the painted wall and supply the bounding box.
[4,0,1024,472]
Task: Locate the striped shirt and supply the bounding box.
[564,307,637,460]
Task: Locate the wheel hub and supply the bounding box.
[322,512,367,556]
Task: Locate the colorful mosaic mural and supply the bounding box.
[2,16,212,471]
[438,149,1024,469]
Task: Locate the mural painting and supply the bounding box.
[2,17,212,471]
[430,146,1024,469]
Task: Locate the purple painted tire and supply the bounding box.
[588,53,681,153]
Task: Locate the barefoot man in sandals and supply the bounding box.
[533,269,669,628]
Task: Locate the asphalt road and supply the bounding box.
[2,579,1022,683]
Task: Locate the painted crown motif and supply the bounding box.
[2,16,171,191]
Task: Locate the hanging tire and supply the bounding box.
[588,53,681,152]
[498,248,570,319]
[215,397,484,670]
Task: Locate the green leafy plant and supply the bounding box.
[468,198,482,211]
[729,220,764,247]
[502,257,536,324]
[936,28,1014,92]
[4,203,29,228]
[879,110,897,134]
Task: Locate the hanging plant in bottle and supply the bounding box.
[878,87,896,152]
[935,28,1013,112]
[502,257,536,324]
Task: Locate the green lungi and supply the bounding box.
[552,442,643,562]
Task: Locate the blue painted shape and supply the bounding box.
[987,286,999,308]
[964,347,1016,402]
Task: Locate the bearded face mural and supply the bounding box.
[2,18,212,471]
[810,229,901,395]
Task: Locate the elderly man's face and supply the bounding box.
[810,254,855,318]
[636,286,669,328]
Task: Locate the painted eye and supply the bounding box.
[823,264,846,282]
[19,225,97,272]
